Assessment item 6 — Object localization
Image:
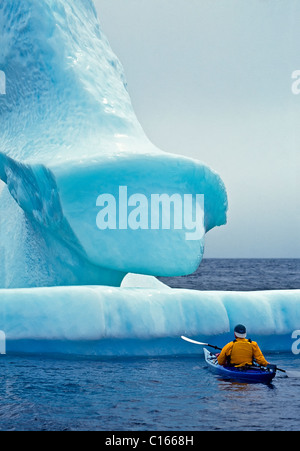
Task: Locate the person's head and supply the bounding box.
[234,324,247,339]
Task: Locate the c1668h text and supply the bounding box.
[105,435,194,448]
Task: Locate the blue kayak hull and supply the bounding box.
[204,349,276,384]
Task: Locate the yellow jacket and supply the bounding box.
[217,338,269,368]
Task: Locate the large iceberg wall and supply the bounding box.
[0,0,227,288]
[0,285,299,356]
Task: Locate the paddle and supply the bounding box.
[181,336,222,351]
[275,368,300,378]
[181,336,297,377]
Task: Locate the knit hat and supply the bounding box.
[234,324,247,339]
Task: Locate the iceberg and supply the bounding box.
[0,0,227,288]
[0,0,299,357]
[0,286,299,356]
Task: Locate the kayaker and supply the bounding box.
[217,324,269,368]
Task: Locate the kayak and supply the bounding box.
[204,348,277,384]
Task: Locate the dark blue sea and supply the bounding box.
[159,258,300,292]
[1,259,300,432]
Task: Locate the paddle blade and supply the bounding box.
[284,370,300,378]
[181,336,208,346]
[181,336,223,351]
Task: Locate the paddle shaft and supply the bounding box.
[181,336,222,351]
[206,344,222,351]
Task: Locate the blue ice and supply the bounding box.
[0,0,298,357]
[0,0,227,288]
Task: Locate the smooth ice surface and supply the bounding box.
[0,286,299,356]
[0,0,228,288]
[121,273,171,290]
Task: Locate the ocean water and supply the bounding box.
[1,352,300,432]
[1,259,299,432]
[159,258,300,291]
